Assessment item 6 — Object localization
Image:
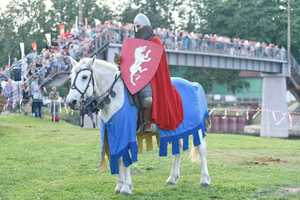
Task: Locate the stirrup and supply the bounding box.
[142,122,156,133]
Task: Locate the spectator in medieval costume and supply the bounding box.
[117,13,183,131]
[49,86,60,122]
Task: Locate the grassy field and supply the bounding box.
[0,114,299,200]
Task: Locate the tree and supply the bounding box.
[0,0,50,67]
[119,0,183,29]
[181,0,300,92]
[49,0,114,29]
[192,0,299,52]
[0,0,114,67]
[83,0,114,24]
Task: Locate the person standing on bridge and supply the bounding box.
[116,13,183,131]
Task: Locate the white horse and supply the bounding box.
[66,57,211,195]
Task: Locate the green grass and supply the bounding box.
[0,114,300,200]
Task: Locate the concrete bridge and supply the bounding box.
[103,43,300,138]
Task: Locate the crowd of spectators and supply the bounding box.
[91,21,287,60]
[0,19,288,115]
[8,20,289,88]
[0,79,19,112]
[158,31,286,60]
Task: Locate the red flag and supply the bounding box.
[59,23,65,37]
[31,41,37,51]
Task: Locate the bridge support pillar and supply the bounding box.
[261,76,289,138]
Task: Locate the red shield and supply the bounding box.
[120,38,163,94]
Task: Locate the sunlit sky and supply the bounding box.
[0,0,9,9]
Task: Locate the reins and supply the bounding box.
[70,58,121,127]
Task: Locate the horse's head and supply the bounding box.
[66,57,96,109]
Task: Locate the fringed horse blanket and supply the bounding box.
[100,77,208,174]
[158,77,208,156]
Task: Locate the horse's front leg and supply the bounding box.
[197,130,211,186]
[119,159,133,195]
[166,154,181,185]
[115,159,125,193]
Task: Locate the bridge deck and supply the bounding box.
[107,43,299,100]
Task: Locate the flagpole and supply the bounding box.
[78,0,83,28]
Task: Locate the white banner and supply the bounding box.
[75,16,78,31]
[45,33,51,47]
[95,19,101,26]
[85,17,88,29]
[8,54,11,66]
[20,43,25,58]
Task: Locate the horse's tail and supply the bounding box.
[190,146,199,163]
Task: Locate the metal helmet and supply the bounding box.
[133,13,151,32]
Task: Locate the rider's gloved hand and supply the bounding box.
[114,53,122,66]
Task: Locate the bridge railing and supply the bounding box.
[92,28,287,62]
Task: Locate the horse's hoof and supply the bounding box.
[201,183,210,187]
[166,175,179,185]
[114,183,123,194]
[120,185,132,195]
[115,188,121,194]
[201,175,211,187]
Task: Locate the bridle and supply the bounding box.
[70,42,110,100]
[71,67,95,99]
[70,62,121,111]
[70,61,120,127]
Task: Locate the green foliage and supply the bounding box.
[0,114,300,199]
[170,66,249,93]
[193,0,300,53]
[0,0,50,67]
[177,0,300,91]
[119,0,183,29]
[0,0,114,68]
[49,0,78,30]
[49,0,114,29]
[119,2,139,25]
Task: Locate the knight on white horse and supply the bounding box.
[130,46,151,86]
[65,13,211,196]
[66,56,211,195]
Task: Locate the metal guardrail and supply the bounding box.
[91,29,300,90]
[92,28,287,62]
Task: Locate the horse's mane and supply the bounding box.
[73,58,118,73]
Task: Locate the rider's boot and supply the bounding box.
[142,106,153,132]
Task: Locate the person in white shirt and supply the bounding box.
[30,76,43,118]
